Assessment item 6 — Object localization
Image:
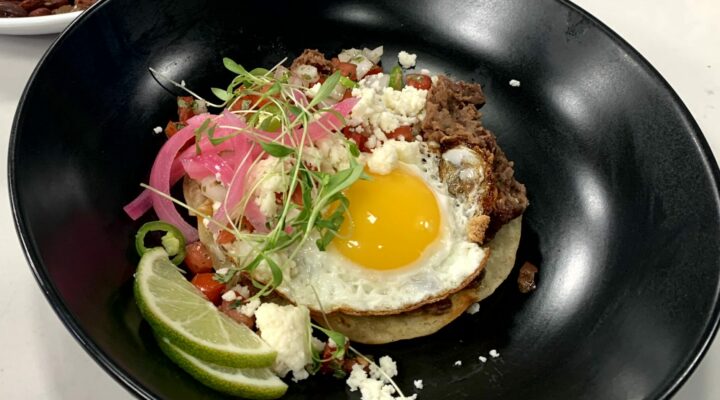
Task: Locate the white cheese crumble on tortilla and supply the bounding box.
[346,358,417,400]
[254,303,312,381]
[398,51,417,69]
[239,298,261,317]
[220,290,237,302]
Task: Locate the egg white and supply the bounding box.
[273,142,488,314]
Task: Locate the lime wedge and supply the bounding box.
[156,336,287,399]
[134,248,276,368]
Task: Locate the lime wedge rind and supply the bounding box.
[156,335,287,400]
[134,248,276,368]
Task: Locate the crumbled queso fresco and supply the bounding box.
[365,140,422,175]
[238,298,261,317]
[346,355,417,400]
[349,73,428,145]
[397,51,417,69]
[254,303,313,381]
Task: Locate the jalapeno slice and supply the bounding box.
[135,221,186,265]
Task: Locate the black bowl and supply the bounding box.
[9,0,720,399]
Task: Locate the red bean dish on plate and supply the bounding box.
[0,0,95,18]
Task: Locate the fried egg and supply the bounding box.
[274,140,489,314]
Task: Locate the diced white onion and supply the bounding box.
[328,81,347,101]
[294,64,319,85]
[201,177,228,203]
[274,65,289,80]
[363,46,383,64]
[354,58,374,79]
[338,48,362,63]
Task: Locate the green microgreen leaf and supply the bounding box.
[213,267,240,284]
[223,57,249,75]
[265,82,282,96]
[347,140,360,157]
[288,105,304,117]
[263,254,284,289]
[249,67,270,77]
[313,324,347,360]
[211,87,231,101]
[244,253,263,273]
[271,230,295,251]
[260,141,295,158]
[258,102,284,131]
[246,109,261,127]
[207,125,236,146]
[308,71,342,108]
[193,118,212,154]
[315,193,348,250]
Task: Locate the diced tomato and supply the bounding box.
[405,74,432,90]
[164,121,184,138]
[191,273,226,304]
[231,84,275,111]
[365,64,383,76]
[342,126,370,153]
[291,185,304,207]
[240,216,254,233]
[331,58,358,81]
[318,342,341,375]
[386,125,415,141]
[217,217,255,245]
[184,242,214,274]
[178,107,195,123]
[219,300,255,328]
[229,97,245,111]
[217,229,236,245]
[177,96,195,123]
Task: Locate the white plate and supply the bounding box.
[0,11,81,35]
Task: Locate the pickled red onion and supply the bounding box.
[211,142,262,233]
[124,160,186,220]
[181,153,235,185]
[125,97,358,237]
[147,114,210,242]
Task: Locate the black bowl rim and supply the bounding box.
[8,0,720,399]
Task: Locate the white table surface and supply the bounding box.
[0,1,718,399]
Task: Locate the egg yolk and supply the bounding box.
[332,167,441,270]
